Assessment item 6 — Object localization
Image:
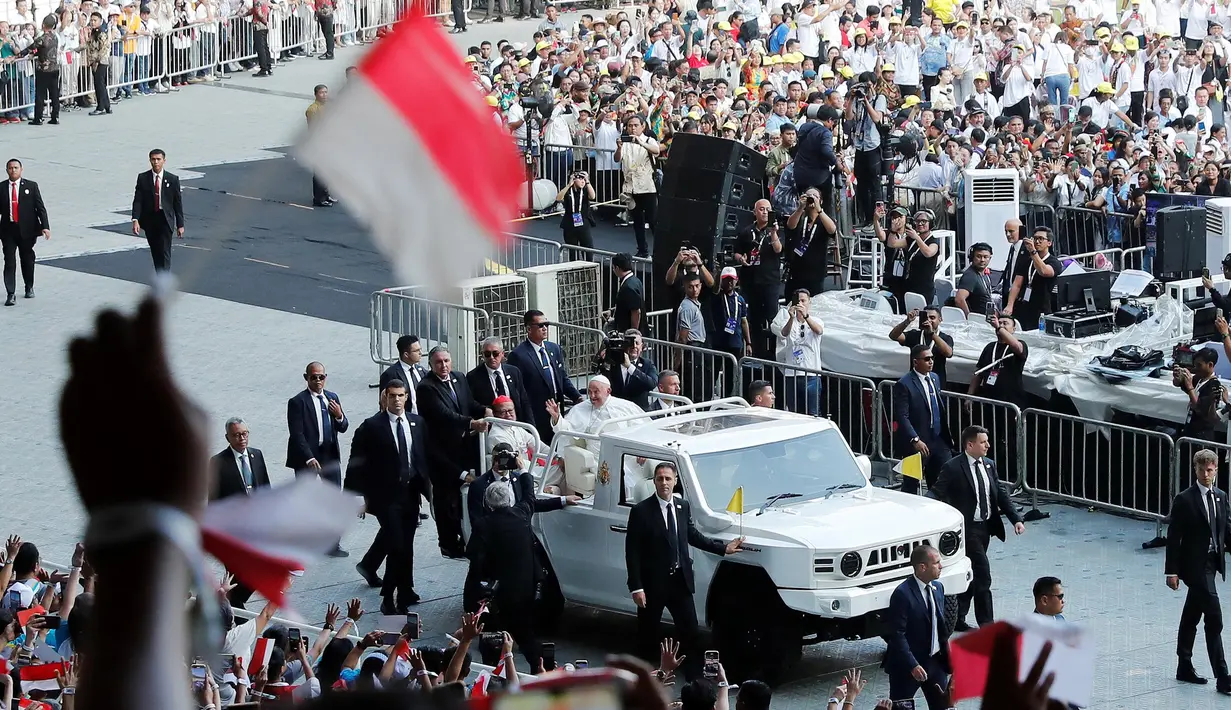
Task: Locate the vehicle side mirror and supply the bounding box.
[855,454,872,482]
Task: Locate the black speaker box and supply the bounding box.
[664,133,769,179]
[659,167,763,210]
[1155,206,1206,281]
[655,196,755,243]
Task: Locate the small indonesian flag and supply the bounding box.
[294,4,522,292]
[247,637,275,677]
[470,669,494,698]
[17,662,64,694]
[15,606,45,628]
[202,477,362,607]
[950,617,1094,707]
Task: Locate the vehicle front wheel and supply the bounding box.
[711,603,802,685]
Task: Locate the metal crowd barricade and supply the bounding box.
[490,310,605,383]
[1020,408,1174,529]
[643,308,673,342]
[106,35,163,96]
[1019,201,1056,237]
[739,357,878,457]
[1122,246,1148,272]
[892,186,951,231]
[369,288,489,374]
[0,57,34,114]
[558,244,654,315]
[1173,437,1231,498]
[877,379,899,463]
[538,142,623,208]
[1059,247,1123,272]
[938,391,1023,487]
[643,337,739,404]
[271,1,317,58]
[490,233,564,274]
[1054,205,1140,258]
[217,15,257,68]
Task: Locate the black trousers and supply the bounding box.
[374,494,420,604]
[312,175,331,203]
[227,578,257,608]
[0,226,34,296]
[901,438,951,496]
[560,225,594,254]
[638,572,702,679]
[317,15,335,55]
[629,192,657,255]
[254,28,272,72]
[452,0,467,28]
[430,474,465,553]
[144,223,173,272]
[34,70,60,122]
[1178,553,1229,677]
[746,283,782,358]
[359,526,387,577]
[92,65,111,111]
[853,149,882,225]
[959,521,994,625]
[888,656,950,710]
[497,597,542,671]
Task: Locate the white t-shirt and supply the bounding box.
[774,309,824,375]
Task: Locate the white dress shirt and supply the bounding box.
[232,447,253,489]
[1199,481,1218,551]
[387,411,412,469]
[914,575,941,656]
[312,391,327,445]
[488,365,508,396]
[399,361,421,413]
[630,494,680,597]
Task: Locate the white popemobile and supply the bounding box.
[477,398,971,683]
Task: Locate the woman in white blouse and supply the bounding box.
[614,114,661,258]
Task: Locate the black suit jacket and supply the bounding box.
[1166,484,1231,583]
[929,455,1022,542]
[343,411,432,510]
[467,468,563,529]
[625,495,726,596]
[209,446,271,501]
[467,506,540,604]
[505,340,583,439]
[884,576,951,677]
[131,169,185,234]
[892,371,951,453]
[417,373,486,478]
[285,389,349,471]
[613,275,645,333]
[608,356,659,410]
[466,364,534,426]
[0,179,49,241]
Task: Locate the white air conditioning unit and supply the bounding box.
[448,275,528,372]
[1206,197,1231,273]
[519,261,603,375]
[963,169,1020,272]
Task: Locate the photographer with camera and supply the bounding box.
[1176,348,1225,442]
[784,187,837,296]
[604,329,660,411]
[556,170,597,252]
[891,306,956,389]
[844,71,889,227]
[793,104,841,203]
[734,199,783,358]
[615,114,661,258]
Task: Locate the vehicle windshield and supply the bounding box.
[688,428,867,513]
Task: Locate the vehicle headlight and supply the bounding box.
[939,530,961,557]
[840,551,863,578]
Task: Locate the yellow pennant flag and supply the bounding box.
[900,453,923,481]
[726,487,744,514]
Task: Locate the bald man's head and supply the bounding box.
[754,199,771,224]
[1004,218,1022,243]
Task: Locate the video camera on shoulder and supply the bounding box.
[492,443,520,472]
[597,331,629,369]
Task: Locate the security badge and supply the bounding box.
[598,460,610,485]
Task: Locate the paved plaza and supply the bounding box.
[0,17,1222,708]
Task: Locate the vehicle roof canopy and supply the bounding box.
[602,407,838,457]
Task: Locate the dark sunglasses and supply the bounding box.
[306,373,327,381]
[482,350,503,358]
[917,356,935,361]
[529,321,550,328]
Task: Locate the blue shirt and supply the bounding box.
[920,35,950,75]
[710,292,749,350]
[768,22,790,53]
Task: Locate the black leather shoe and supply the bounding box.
[1218,676,1231,694]
[23,287,33,299]
[954,620,975,632]
[327,546,349,558]
[47,119,59,125]
[379,598,398,616]
[28,120,42,126]
[1177,667,1208,685]
[440,546,466,560]
[313,200,333,207]
[355,563,382,588]
[89,109,107,116]
[3,295,14,306]
[401,590,421,606]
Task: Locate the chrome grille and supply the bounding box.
[866,537,932,574]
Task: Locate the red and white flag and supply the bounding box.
[17,662,64,694]
[949,617,1093,707]
[202,476,362,607]
[246,637,275,677]
[294,4,522,292]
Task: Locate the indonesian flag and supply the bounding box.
[17,662,64,694]
[246,638,275,677]
[203,477,362,607]
[294,3,522,292]
[469,670,494,698]
[949,617,1094,707]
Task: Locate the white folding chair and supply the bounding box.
[941,305,967,323]
[903,291,928,313]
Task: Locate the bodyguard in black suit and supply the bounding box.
[505,310,583,443]
[345,379,431,614]
[130,149,185,272]
[884,545,951,710]
[1,159,51,306]
[929,425,1025,630]
[609,253,644,333]
[893,344,952,496]
[209,417,272,608]
[466,337,534,426]
[607,332,659,411]
[286,361,349,555]
[418,346,489,558]
[1167,448,1231,693]
[379,334,428,414]
[625,462,742,677]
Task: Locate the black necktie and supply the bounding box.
[494,371,507,396]
[1209,490,1219,553]
[974,459,991,521]
[395,417,411,481]
[318,394,333,444]
[666,503,679,568]
[925,583,938,654]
